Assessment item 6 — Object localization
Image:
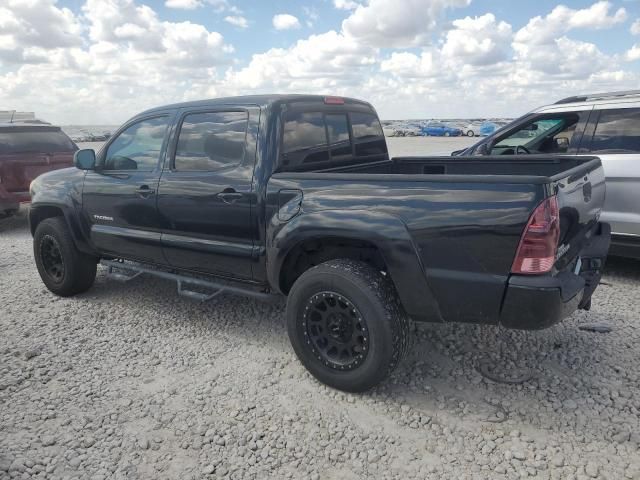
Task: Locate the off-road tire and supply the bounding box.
[286,259,411,392]
[34,217,97,297]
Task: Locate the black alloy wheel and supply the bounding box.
[40,234,65,283]
[302,291,369,371]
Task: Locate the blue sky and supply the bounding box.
[1,0,639,123]
[55,0,640,62]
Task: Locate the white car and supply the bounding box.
[458,90,640,258]
[461,123,483,137]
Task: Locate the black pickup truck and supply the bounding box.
[29,95,610,391]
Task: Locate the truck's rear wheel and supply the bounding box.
[34,217,97,297]
[286,259,411,392]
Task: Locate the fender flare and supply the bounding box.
[268,209,443,322]
[29,202,95,256]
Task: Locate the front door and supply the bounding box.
[82,115,172,264]
[578,105,640,237]
[157,107,257,280]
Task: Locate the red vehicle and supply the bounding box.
[0,123,77,217]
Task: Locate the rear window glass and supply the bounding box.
[351,112,384,138]
[280,109,387,172]
[326,114,350,144]
[0,129,77,154]
[283,112,326,154]
[351,112,387,157]
[588,108,640,153]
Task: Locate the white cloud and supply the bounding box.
[165,0,202,9]
[441,14,512,66]
[631,19,640,35]
[333,0,360,10]
[341,0,471,48]
[380,52,437,78]
[225,30,376,91]
[272,14,301,30]
[515,1,627,45]
[224,15,248,28]
[0,0,82,64]
[626,44,640,61]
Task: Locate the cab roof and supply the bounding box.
[137,94,374,117]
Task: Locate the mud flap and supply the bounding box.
[577,222,610,310]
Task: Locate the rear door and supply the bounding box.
[156,106,258,279]
[82,114,172,264]
[0,127,76,202]
[578,104,640,238]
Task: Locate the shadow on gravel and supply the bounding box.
[0,207,29,234]
[604,255,640,278]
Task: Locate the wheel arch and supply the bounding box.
[29,203,95,256]
[268,209,443,322]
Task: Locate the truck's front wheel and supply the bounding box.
[34,217,97,297]
[286,259,411,392]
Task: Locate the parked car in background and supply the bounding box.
[479,121,499,136]
[0,123,77,217]
[455,90,640,259]
[460,123,482,137]
[29,94,609,391]
[421,122,462,137]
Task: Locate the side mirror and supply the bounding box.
[476,142,491,155]
[74,149,96,170]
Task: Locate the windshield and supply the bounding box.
[490,113,583,155]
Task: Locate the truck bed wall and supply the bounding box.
[329,155,593,178]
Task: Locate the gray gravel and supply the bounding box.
[2,207,640,480]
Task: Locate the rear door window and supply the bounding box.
[586,108,640,153]
[0,129,77,155]
[174,111,248,171]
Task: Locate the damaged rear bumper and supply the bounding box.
[500,222,611,330]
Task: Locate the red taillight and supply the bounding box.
[324,96,344,105]
[511,196,560,275]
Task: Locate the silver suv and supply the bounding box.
[458,90,640,259]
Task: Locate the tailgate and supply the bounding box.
[553,158,607,270]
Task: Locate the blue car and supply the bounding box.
[421,122,462,137]
[479,121,499,136]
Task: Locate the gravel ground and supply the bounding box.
[2,208,640,479]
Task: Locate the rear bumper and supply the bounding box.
[500,222,611,330]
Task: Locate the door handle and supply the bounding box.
[135,185,155,197]
[217,189,243,204]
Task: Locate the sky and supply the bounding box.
[1,0,639,124]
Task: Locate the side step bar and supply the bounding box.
[101,259,279,303]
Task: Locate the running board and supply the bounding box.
[100,260,278,303]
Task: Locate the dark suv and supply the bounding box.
[0,123,77,217]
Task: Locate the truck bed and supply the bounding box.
[268,154,606,327]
